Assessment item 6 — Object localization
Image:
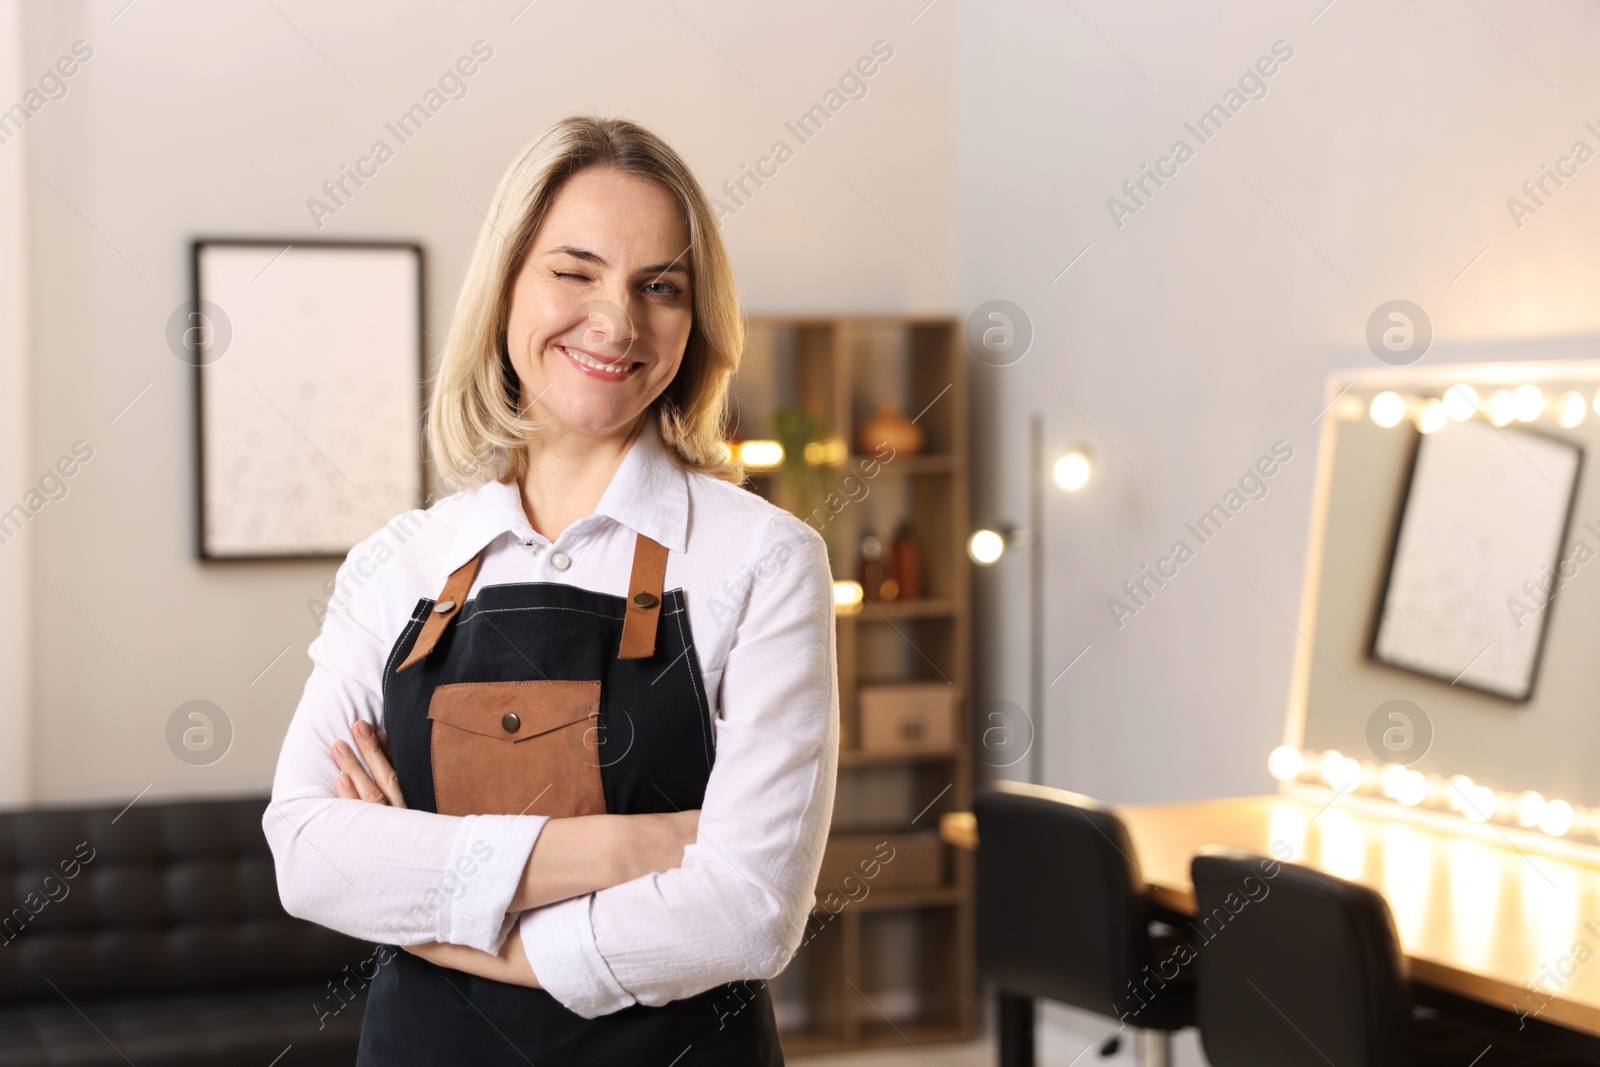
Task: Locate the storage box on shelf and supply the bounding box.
[858,683,959,755]
[818,831,945,894]
[732,315,974,1053]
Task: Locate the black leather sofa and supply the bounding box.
[0,796,367,1066]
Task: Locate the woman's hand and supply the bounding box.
[331,720,406,808]
[510,808,700,911]
[403,928,541,988]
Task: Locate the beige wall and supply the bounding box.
[17,0,1600,834]
[15,0,952,803]
[960,0,1600,805]
[1,0,33,804]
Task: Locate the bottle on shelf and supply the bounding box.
[859,531,886,601]
[892,520,921,600]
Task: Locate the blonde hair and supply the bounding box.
[428,115,744,488]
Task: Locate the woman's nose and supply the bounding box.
[578,297,639,351]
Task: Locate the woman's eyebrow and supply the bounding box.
[544,245,690,276]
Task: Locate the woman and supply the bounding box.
[264,115,839,1065]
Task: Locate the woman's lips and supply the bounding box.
[557,344,642,380]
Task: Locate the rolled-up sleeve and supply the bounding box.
[264,539,545,954]
[522,513,839,1017]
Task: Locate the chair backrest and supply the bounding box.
[0,796,367,1002]
[974,782,1153,1021]
[1191,848,1412,1067]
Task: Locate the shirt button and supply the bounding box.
[550,551,571,572]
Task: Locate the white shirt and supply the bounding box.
[264,416,840,1018]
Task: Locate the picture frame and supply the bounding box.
[1369,419,1583,702]
[189,238,426,561]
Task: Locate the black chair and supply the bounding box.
[1191,848,1598,1067]
[974,781,1193,1067]
[1191,847,1412,1067]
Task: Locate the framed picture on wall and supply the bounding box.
[1370,419,1582,701]
[189,239,425,560]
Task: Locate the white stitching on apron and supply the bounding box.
[671,601,712,770]
[382,610,424,699]
[464,605,619,623]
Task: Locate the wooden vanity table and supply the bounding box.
[943,793,1600,1041]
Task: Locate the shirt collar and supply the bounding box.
[440,415,690,576]
[593,414,690,555]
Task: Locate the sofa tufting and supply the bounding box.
[0,796,368,1066]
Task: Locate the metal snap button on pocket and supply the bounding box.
[501,712,520,734]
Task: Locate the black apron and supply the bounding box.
[356,530,784,1066]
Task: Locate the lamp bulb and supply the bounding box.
[967,529,1006,566]
[1053,452,1091,492]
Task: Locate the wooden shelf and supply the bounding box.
[855,884,964,911]
[847,453,958,475]
[779,1031,847,1057]
[854,598,960,620]
[856,1020,974,1048]
[786,1022,972,1059]
[743,454,957,480]
[738,314,976,1056]
[839,747,959,768]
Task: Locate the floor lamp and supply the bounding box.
[968,413,1091,784]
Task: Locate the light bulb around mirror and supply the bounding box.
[1334,394,1365,421]
[1462,783,1497,822]
[1268,745,1302,782]
[1540,799,1574,837]
[1383,764,1428,807]
[1514,790,1545,828]
[1487,391,1516,426]
[1418,399,1447,434]
[1559,390,1587,428]
[1317,749,1342,786]
[1370,391,1406,429]
[967,529,1006,566]
[1052,451,1091,492]
[1324,754,1362,794]
[1511,383,1544,422]
[1395,769,1427,807]
[1572,806,1594,838]
[1442,384,1479,421]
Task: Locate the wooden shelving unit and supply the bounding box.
[732,315,976,1055]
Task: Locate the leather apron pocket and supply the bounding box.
[427,680,607,817]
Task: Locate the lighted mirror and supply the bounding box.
[1285,362,1600,838]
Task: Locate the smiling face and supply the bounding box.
[504,166,694,441]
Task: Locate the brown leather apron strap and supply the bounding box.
[395,551,486,673]
[618,532,668,660]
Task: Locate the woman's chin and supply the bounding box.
[535,402,649,440]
